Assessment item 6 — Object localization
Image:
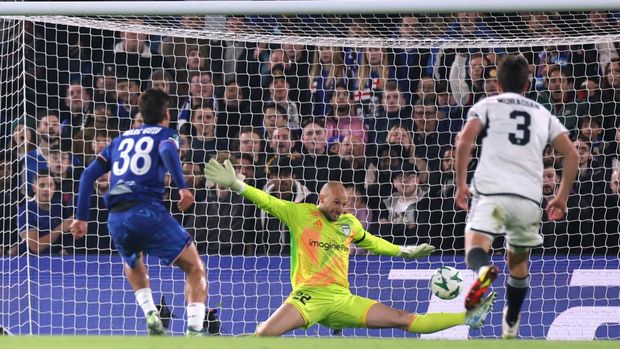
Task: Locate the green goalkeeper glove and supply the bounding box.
[204,159,245,193]
[399,243,436,259]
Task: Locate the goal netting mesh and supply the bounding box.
[1,11,619,338]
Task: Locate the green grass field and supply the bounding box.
[1,337,618,349]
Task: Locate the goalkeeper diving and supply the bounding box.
[205,159,496,336]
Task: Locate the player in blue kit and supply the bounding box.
[70,89,208,336]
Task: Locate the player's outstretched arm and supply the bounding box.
[547,133,579,220]
[454,118,483,211]
[354,229,435,259]
[72,157,108,238]
[159,138,194,211]
[205,159,298,226]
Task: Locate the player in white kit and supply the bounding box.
[454,55,579,338]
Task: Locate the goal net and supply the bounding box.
[1,9,619,339]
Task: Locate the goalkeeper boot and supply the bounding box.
[465,264,499,310]
[502,306,520,339]
[465,291,497,329]
[146,311,166,336]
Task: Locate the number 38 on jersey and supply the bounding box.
[112,137,155,176]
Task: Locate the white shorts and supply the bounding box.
[465,195,543,249]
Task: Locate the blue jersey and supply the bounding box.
[98,125,183,208]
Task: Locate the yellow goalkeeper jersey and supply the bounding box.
[242,185,400,290]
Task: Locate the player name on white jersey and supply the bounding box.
[122,127,163,136]
[468,92,568,203]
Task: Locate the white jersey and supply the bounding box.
[467,92,567,203]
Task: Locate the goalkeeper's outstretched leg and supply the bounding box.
[254,291,496,336]
[365,292,496,333]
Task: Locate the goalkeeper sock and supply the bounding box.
[407,312,466,334]
[466,247,490,273]
[187,303,206,331]
[135,288,158,317]
[505,275,529,326]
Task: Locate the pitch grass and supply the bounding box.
[1,337,618,349]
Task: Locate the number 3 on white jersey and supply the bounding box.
[112,137,154,176]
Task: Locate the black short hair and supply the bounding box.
[139,88,169,125]
[497,55,530,94]
[36,168,54,180]
[268,156,294,178]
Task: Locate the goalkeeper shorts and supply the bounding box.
[465,194,544,249]
[285,285,377,330]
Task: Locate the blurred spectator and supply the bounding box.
[131,112,144,129]
[589,12,619,71]
[15,170,72,256]
[209,16,260,92]
[588,58,620,142]
[168,162,208,227]
[10,120,36,191]
[189,106,219,163]
[574,139,606,197]
[536,64,578,133]
[281,43,312,110]
[74,172,113,254]
[186,156,257,255]
[603,125,620,174]
[415,76,437,105]
[236,127,266,181]
[265,126,303,178]
[393,15,432,104]
[93,64,119,104]
[179,71,216,130]
[412,102,452,180]
[72,103,117,160]
[235,153,262,189]
[325,83,367,143]
[577,115,605,160]
[107,18,166,82]
[81,130,113,167]
[160,16,209,71]
[373,80,411,144]
[431,12,498,81]
[261,102,289,145]
[299,121,346,193]
[215,79,254,143]
[483,65,500,97]
[148,69,179,127]
[344,185,373,230]
[46,149,80,206]
[540,164,577,252]
[337,135,368,186]
[449,51,490,107]
[25,113,79,196]
[266,71,301,129]
[351,47,392,118]
[309,46,347,118]
[259,156,317,255]
[592,168,619,253]
[435,81,464,133]
[115,78,141,129]
[377,162,432,246]
[431,146,456,198]
[60,81,93,140]
[0,154,20,254]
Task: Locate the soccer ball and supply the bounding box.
[430,266,463,300]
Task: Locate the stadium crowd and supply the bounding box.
[1,12,619,257]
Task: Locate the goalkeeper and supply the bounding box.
[205,159,496,336]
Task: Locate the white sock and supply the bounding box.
[187,303,206,331]
[135,288,158,317]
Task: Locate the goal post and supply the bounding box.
[1,1,619,339]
